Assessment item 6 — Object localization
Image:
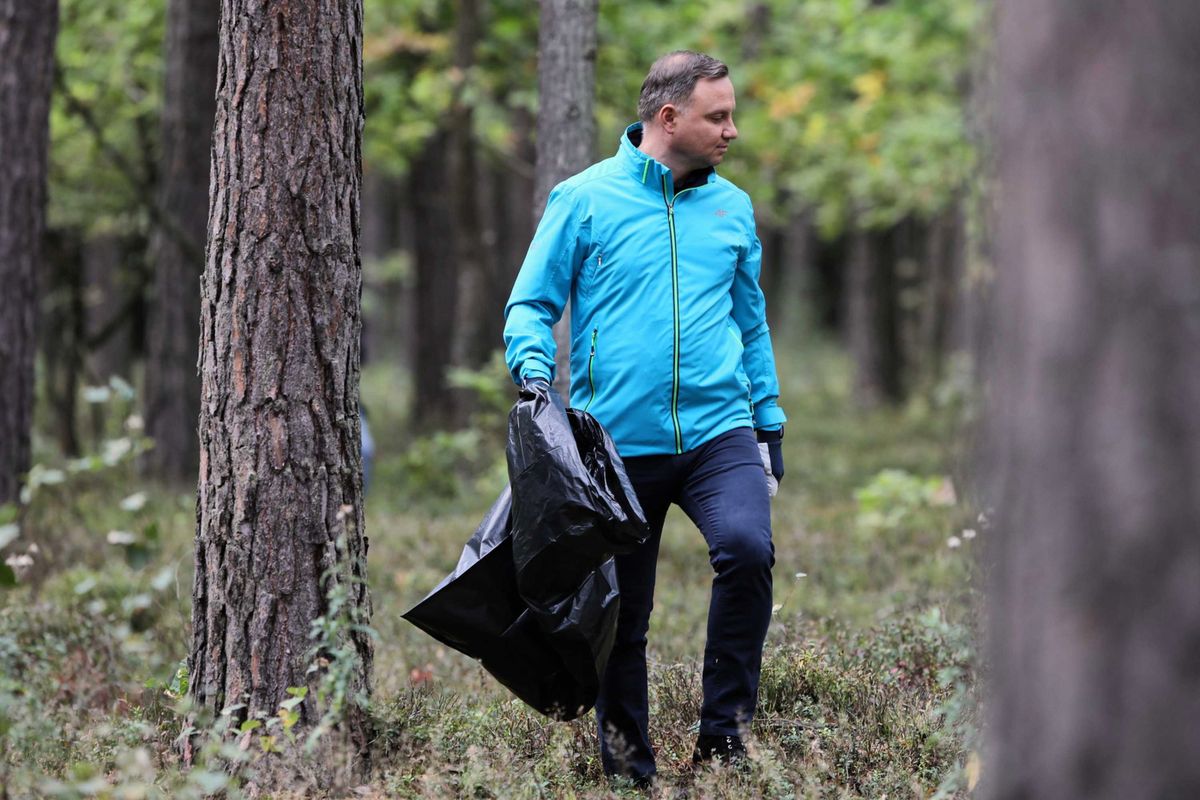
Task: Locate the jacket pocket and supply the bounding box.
[726,320,753,413]
[584,328,599,412]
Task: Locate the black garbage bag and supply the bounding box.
[403,382,648,719]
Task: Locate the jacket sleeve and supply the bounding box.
[503,184,588,385]
[730,209,787,430]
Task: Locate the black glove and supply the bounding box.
[756,427,784,484]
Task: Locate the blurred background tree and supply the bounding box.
[0,0,58,504]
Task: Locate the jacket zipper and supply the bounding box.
[661,176,699,454]
[584,327,598,412]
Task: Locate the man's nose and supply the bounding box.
[724,121,738,140]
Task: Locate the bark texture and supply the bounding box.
[191,0,372,773]
[985,3,1200,798]
[144,0,218,483]
[0,0,58,504]
[535,0,596,393]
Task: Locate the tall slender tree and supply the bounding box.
[985,3,1200,798]
[0,0,58,505]
[143,0,218,483]
[190,0,372,777]
[844,223,901,407]
[535,0,595,394]
[410,135,459,429]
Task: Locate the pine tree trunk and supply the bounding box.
[144,0,218,483]
[190,0,372,779]
[0,0,58,505]
[410,135,459,429]
[985,3,1200,798]
[535,0,595,395]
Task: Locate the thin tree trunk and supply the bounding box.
[844,224,901,407]
[191,0,371,780]
[535,0,596,396]
[985,3,1200,798]
[0,0,58,505]
[449,0,493,369]
[83,233,133,382]
[42,229,84,456]
[776,208,815,341]
[500,106,535,287]
[410,136,459,429]
[918,202,964,385]
[144,0,218,483]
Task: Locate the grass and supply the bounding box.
[0,341,982,798]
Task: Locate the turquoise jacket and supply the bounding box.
[503,123,787,457]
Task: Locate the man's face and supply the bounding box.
[667,77,738,171]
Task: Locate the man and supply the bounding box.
[503,51,786,785]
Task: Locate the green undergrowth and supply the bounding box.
[1,342,983,798]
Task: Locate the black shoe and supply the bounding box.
[691,733,747,765]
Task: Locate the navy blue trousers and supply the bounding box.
[595,426,775,780]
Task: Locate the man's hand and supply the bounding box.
[522,377,550,393]
[756,428,784,498]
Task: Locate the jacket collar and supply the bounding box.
[618,122,717,193]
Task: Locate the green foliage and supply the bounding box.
[363,0,537,175]
[362,0,981,238]
[3,377,162,592]
[366,354,513,510]
[302,533,379,751]
[3,341,983,796]
[597,0,983,235]
[51,0,165,232]
[855,467,954,533]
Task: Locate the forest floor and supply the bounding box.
[1,341,983,799]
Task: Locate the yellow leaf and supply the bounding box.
[853,70,887,106]
[768,82,817,120]
[804,114,827,146]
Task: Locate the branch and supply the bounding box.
[53,66,207,266]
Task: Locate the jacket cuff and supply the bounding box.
[519,360,553,384]
[753,404,787,430]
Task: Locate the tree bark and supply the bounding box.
[535,0,596,395]
[144,0,218,483]
[985,3,1200,798]
[191,0,372,779]
[410,135,459,429]
[0,0,58,505]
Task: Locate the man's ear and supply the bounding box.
[659,104,678,134]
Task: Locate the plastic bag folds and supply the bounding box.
[403,381,648,720]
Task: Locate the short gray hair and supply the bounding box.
[637,51,729,123]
